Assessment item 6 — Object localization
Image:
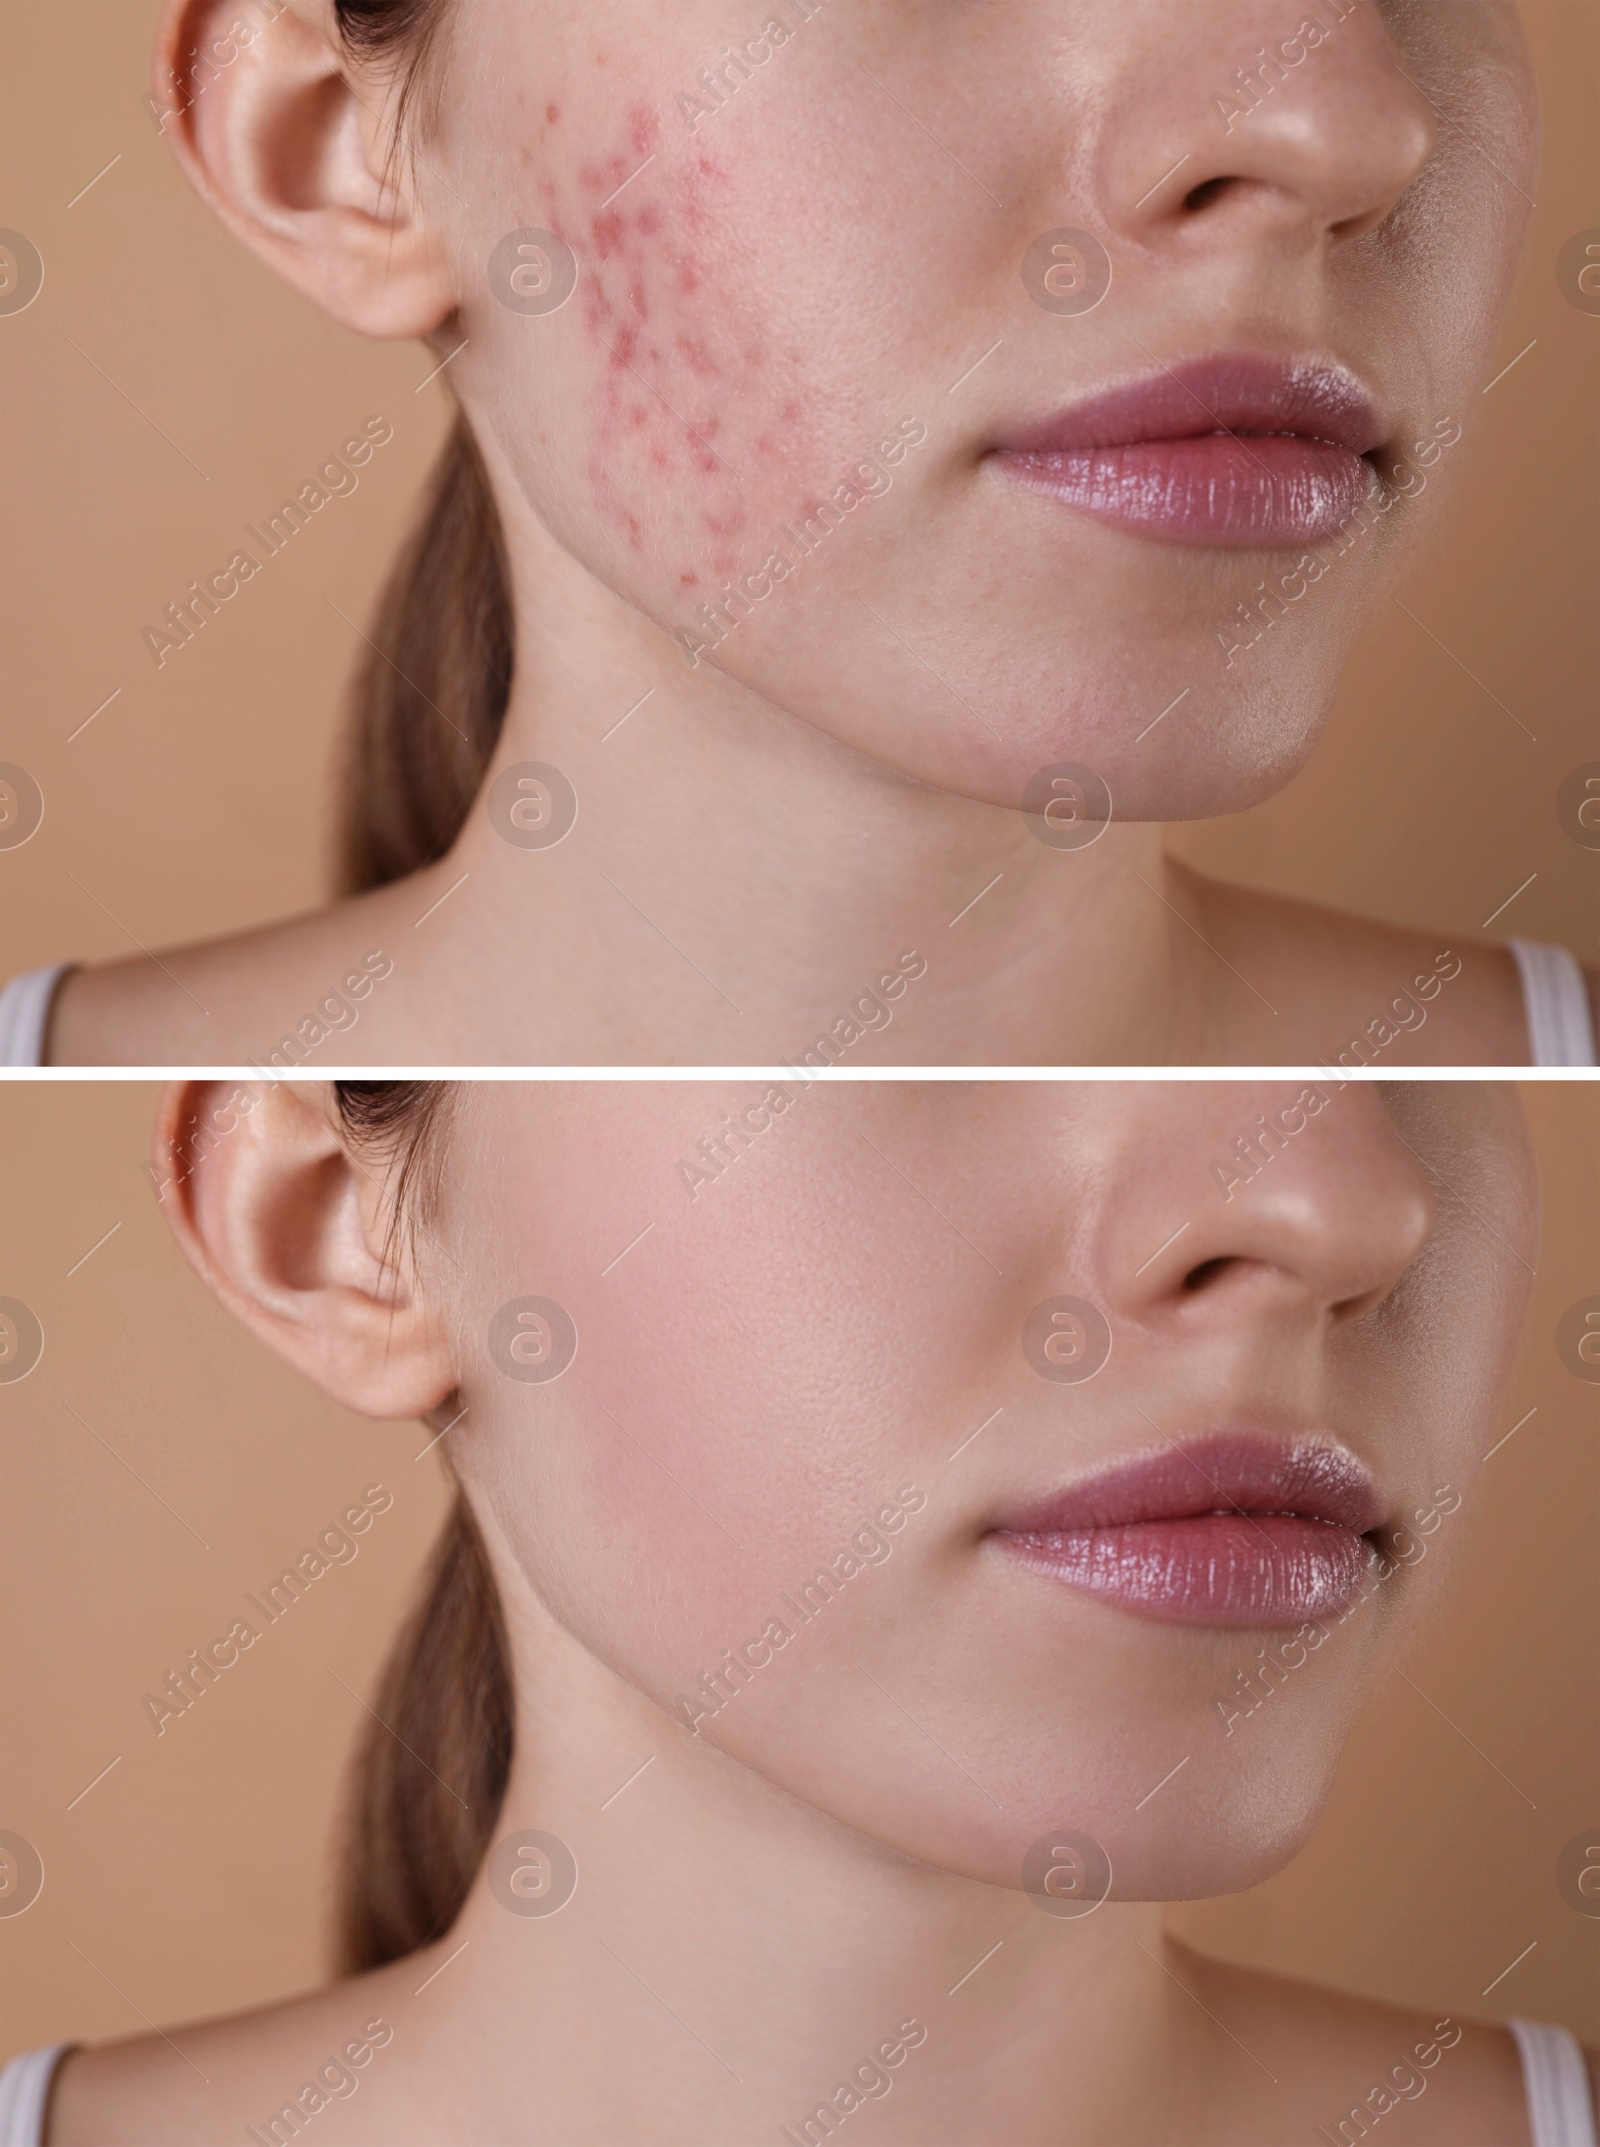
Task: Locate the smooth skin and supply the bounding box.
[47,1078,1596,2143]
[42,0,1596,1064]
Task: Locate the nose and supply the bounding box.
[1096,0,1436,253]
[1100,1084,1435,1336]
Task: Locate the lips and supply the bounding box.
[988,354,1385,547]
[990,1434,1383,1626]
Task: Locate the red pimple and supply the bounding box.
[628,102,660,157]
[676,336,719,378]
[680,571,700,587]
[546,102,561,124]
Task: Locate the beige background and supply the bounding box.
[0,1,1596,984]
[0,1079,1595,2060]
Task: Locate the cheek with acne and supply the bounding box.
[522,64,826,601]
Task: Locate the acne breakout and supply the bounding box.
[676,418,930,667]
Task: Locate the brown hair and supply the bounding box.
[330,1080,514,1973]
[329,0,514,899]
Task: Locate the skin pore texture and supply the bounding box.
[48,1078,1584,2145]
[45,0,1596,1066]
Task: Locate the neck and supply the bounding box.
[419,1565,1199,2147]
[422,521,1198,1064]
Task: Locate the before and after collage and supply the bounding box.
[1,1,1596,2143]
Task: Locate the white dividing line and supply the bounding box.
[599,154,656,209]
[413,1401,470,1464]
[1481,872,1536,931]
[1133,1221,1189,1278]
[603,686,656,743]
[1481,1940,1536,1997]
[601,1754,657,1810]
[947,339,1004,394]
[1133,1754,1190,1811]
[1481,339,1537,396]
[947,1405,1003,1463]
[949,1939,1004,1995]
[1481,1405,1535,1464]
[601,1221,657,1276]
[415,337,470,394]
[1135,686,1191,743]
[67,1222,122,1276]
[414,872,470,927]
[67,1755,123,1810]
[949,873,1003,928]
[68,687,123,744]
[414,1939,471,1995]
[1134,154,1190,210]
[67,154,122,209]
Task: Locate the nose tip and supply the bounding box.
[1103,1086,1438,1336]
[1104,2,1439,251]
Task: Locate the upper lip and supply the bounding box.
[992,1433,1383,1538]
[991,353,1385,460]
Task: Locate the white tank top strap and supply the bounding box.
[1511,2019,1600,2147]
[1508,940,1598,1067]
[0,2044,72,2147]
[0,964,72,1068]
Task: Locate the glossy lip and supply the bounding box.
[988,353,1386,548]
[990,1433,1384,1628]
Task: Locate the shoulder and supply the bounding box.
[1177,865,1593,1066]
[43,1966,414,2145]
[38,882,425,1068]
[1170,1940,1587,2145]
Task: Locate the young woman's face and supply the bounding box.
[439,1080,1535,1901]
[435,0,1536,817]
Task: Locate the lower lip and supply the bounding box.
[991,434,1375,547]
[994,1513,1374,1625]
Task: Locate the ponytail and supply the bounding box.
[328,1080,514,1972]
[335,413,513,895]
[335,1493,513,1972]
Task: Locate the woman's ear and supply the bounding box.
[153,1081,458,1420]
[152,0,458,338]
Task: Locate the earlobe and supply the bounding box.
[153,1081,458,1421]
[151,0,458,339]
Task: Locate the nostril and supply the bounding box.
[1183,176,1234,213]
[1183,1255,1236,1292]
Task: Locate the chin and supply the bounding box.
[1094,1755,1340,1904]
[913,670,1334,824]
[1104,1809,1327,1905]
